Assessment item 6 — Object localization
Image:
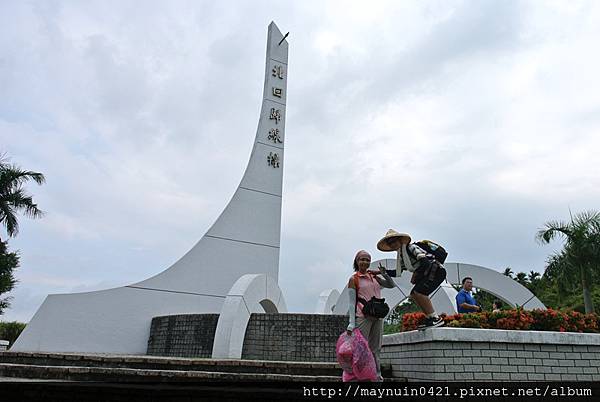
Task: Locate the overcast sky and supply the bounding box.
[1,1,599,322]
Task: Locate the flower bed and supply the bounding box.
[401,308,599,333]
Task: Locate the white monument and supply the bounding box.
[12,22,546,356]
[12,22,289,355]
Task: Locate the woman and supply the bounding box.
[346,250,395,382]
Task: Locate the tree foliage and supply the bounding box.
[384,298,420,334]
[0,154,45,240]
[0,240,19,315]
[0,154,44,315]
[536,210,600,313]
[0,321,26,346]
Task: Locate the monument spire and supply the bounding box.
[12,23,289,354]
[131,21,288,291]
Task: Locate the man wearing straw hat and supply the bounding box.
[377,229,446,328]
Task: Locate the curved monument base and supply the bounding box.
[145,312,347,362]
[11,286,224,354]
[147,314,220,358]
[242,313,347,362]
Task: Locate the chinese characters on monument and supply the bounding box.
[268,128,282,144]
[266,64,285,168]
[267,152,280,168]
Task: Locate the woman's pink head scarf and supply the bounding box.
[354,250,371,270]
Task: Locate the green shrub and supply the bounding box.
[0,321,26,347]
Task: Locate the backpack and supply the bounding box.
[352,272,390,319]
[415,240,448,264]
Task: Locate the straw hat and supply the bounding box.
[377,229,411,251]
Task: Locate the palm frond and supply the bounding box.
[573,210,600,226]
[536,220,571,244]
[0,159,46,237]
[1,189,44,219]
[0,202,18,237]
[0,165,45,192]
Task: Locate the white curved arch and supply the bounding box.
[212,274,287,359]
[330,259,545,318]
[315,289,340,314]
[444,262,546,309]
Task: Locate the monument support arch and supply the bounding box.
[315,289,340,314]
[444,262,546,310]
[212,274,287,359]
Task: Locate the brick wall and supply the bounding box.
[147,314,219,358]
[381,327,600,381]
[242,313,347,362]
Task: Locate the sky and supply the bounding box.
[1,0,600,322]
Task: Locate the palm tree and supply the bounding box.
[526,270,541,293]
[536,210,600,313]
[0,239,19,314]
[528,271,541,282]
[503,267,514,278]
[515,272,529,287]
[0,156,45,240]
[544,250,576,305]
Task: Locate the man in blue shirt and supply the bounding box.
[456,277,481,313]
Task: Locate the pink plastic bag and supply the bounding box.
[336,329,377,382]
[336,331,354,373]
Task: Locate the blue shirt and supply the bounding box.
[456,289,477,313]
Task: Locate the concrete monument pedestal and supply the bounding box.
[381,327,600,382]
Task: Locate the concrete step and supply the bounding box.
[0,352,401,383]
[0,363,343,382]
[0,352,349,377]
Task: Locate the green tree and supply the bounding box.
[0,321,26,346]
[0,155,45,240]
[515,272,529,287]
[503,267,514,278]
[0,240,19,315]
[528,271,540,282]
[537,210,600,313]
[543,251,574,305]
[384,298,420,334]
[527,270,542,295]
[0,155,45,315]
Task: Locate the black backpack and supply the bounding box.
[415,240,448,264]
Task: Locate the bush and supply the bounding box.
[401,308,598,333]
[0,321,26,347]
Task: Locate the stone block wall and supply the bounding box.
[381,327,600,381]
[147,314,219,358]
[242,313,347,362]
[147,313,347,361]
